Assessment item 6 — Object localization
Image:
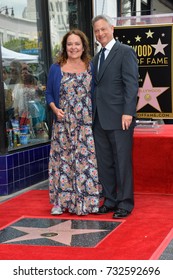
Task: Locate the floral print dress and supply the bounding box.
[49,68,101,215]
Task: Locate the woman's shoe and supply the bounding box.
[51,205,63,215]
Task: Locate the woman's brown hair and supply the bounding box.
[57,29,91,67]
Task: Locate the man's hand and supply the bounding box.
[122,115,132,130]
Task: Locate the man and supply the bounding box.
[92,15,139,218]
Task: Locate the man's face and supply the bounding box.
[93,19,114,47]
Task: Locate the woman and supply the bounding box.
[46,29,101,215]
[12,64,38,126]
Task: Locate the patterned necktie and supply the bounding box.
[99,47,106,71]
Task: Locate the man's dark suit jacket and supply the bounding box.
[92,40,139,129]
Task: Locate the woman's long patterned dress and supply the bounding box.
[49,68,101,215]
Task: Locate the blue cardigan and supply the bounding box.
[46,62,95,118]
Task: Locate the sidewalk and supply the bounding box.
[0,180,48,203]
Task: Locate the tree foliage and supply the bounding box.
[3,38,38,52]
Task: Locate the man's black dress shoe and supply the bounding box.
[112,208,131,219]
[97,205,114,214]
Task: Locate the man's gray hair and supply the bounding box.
[92,14,113,26]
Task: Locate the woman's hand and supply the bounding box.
[50,102,65,121]
[54,108,65,121]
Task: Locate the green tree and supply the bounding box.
[3,38,38,53]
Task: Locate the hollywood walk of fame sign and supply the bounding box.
[114,24,173,119]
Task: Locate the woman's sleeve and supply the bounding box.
[45,64,55,106]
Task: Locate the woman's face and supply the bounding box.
[66,34,84,60]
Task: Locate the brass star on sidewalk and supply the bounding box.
[3,220,108,246]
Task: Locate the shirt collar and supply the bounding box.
[104,38,116,51]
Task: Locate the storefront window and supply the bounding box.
[48,0,77,60]
[0,0,49,151]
